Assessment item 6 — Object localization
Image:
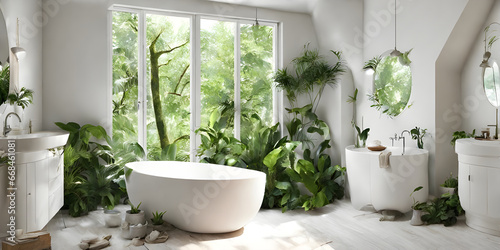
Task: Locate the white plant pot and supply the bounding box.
[104,210,121,228]
[410,209,424,226]
[439,186,455,196]
[125,210,146,225]
[121,221,148,239]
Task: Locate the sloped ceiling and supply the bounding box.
[203,0,317,14]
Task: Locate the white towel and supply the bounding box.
[379,151,392,168]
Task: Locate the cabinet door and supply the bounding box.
[26,163,36,232]
[488,167,500,218]
[470,164,488,215]
[458,163,470,211]
[35,159,49,231]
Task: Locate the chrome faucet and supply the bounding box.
[3,112,21,136]
[400,130,411,155]
[389,133,399,146]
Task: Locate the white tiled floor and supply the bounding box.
[28,199,500,249]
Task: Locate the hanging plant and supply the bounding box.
[365,49,413,118]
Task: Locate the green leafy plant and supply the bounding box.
[441,172,458,188]
[362,56,381,71]
[197,114,345,212]
[451,129,476,146]
[128,201,142,214]
[420,178,464,227]
[410,127,427,149]
[421,192,463,227]
[353,122,370,148]
[56,122,144,217]
[410,186,425,210]
[151,210,167,225]
[275,45,345,150]
[196,110,246,166]
[7,87,34,109]
[0,65,9,104]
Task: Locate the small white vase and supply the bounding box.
[104,210,121,228]
[125,210,146,225]
[410,209,424,226]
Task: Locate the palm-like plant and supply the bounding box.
[274,45,345,113]
[7,87,34,109]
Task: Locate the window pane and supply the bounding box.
[200,19,235,134]
[146,14,191,161]
[112,11,139,146]
[240,24,274,139]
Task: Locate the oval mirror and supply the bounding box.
[0,7,9,113]
[482,60,500,108]
[372,53,412,117]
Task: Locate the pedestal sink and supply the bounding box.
[0,131,69,152]
[455,138,500,236]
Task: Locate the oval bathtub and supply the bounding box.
[125,161,266,233]
[345,146,428,213]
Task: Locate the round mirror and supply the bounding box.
[0,7,9,110]
[372,53,412,117]
[482,60,500,108]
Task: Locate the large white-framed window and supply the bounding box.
[109,5,282,162]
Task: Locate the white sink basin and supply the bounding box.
[455,138,500,157]
[0,131,69,152]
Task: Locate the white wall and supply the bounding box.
[0,0,43,132]
[42,0,318,131]
[462,1,500,134]
[436,0,494,197]
[357,0,468,195]
[0,0,43,238]
[311,0,363,167]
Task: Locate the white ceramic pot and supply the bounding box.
[128,222,148,239]
[125,210,146,225]
[439,186,455,196]
[104,210,121,228]
[410,209,424,226]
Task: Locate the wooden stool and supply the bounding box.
[2,231,51,250]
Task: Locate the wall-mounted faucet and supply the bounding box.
[3,112,21,137]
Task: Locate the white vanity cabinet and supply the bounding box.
[16,150,64,232]
[0,131,68,237]
[456,138,500,236]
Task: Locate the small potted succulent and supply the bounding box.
[440,173,458,196]
[409,186,426,226]
[151,210,167,230]
[125,201,145,225]
[122,201,147,239]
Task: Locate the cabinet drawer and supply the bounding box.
[49,185,64,219]
[48,155,63,180]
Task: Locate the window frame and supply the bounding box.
[108,5,283,162]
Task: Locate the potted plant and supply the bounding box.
[151,210,167,230]
[440,173,458,196]
[353,122,370,148]
[125,201,145,225]
[410,127,427,149]
[409,186,426,226]
[122,201,148,239]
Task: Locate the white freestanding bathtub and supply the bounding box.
[345,146,428,213]
[125,161,266,233]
